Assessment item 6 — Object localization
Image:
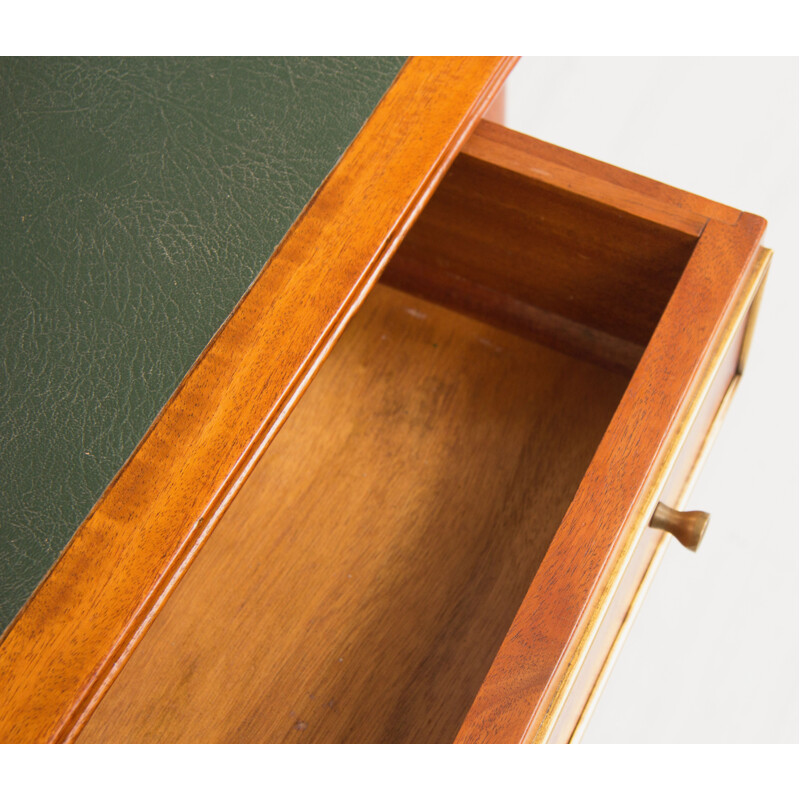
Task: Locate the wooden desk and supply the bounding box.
[0,57,769,743]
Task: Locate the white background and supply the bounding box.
[505,57,798,744]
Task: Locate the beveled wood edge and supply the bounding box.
[566,248,772,743]
[456,212,767,744]
[0,56,518,744]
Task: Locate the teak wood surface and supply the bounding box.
[0,56,517,744]
[78,285,629,743]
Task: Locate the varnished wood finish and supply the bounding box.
[78,285,629,743]
[1,73,768,743]
[383,121,700,349]
[456,214,766,743]
[465,121,741,226]
[0,57,517,744]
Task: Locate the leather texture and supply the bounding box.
[0,57,406,633]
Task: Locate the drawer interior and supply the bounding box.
[77,123,702,744]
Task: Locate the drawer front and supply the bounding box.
[457,227,769,744]
[544,250,771,743]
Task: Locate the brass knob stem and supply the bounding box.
[650,502,710,552]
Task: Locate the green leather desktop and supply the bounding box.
[0,57,406,633]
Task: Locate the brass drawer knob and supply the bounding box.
[650,502,710,552]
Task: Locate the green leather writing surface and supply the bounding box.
[0,57,406,632]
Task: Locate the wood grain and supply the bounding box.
[76,285,629,743]
[466,121,741,226]
[384,121,700,348]
[456,213,767,743]
[0,57,517,744]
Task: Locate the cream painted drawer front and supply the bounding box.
[543,250,771,743]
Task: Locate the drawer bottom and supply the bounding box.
[77,284,630,743]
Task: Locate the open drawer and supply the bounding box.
[0,107,768,742]
[74,122,768,743]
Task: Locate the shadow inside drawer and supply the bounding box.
[78,284,630,743]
